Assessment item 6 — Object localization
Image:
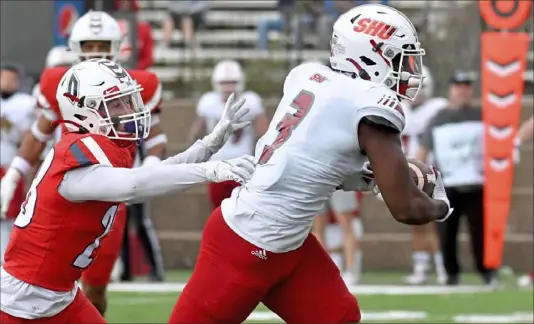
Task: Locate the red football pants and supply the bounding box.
[207,181,240,209]
[81,204,127,286]
[0,290,105,323]
[169,207,361,324]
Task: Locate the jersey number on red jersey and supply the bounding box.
[73,205,118,269]
[15,148,55,228]
[258,90,315,164]
[14,148,119,269]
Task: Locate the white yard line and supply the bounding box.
[453,312,534,323]
[107,282,489,295]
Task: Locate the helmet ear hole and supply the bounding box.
[74,114,87,121]
[360,56,376,66]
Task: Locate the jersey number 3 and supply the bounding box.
[258,90,315,164]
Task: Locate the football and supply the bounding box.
[407,158,436,197]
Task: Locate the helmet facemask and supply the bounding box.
[81,82,150,141]
[379,43,425,101]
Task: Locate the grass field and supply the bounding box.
[105,270,533,323]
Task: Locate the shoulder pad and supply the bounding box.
[39,67,68,113]
[60,134,133,170]
[129,69,162,112]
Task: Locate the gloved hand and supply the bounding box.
[204,155,256,185]
[1,168,22,219]
[337,161,376,192]
[431,167,454,222]
[202,93,251,153]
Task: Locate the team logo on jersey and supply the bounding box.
[58,4,79,37]
[352,18,398,40]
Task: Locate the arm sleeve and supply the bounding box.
[160,140,212,165]
[59,162,209,204]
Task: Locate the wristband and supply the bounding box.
[10,156,32,176]
[31,121,54,143]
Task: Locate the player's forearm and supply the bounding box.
[400,194,449,225]
[60,163,210,203]
[143,122,167,161]
[10,132,49,175]
[160,140,212,165]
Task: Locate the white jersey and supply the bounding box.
[402,97,447,158]
[221,63,405,253]
[0,93,36,166]
[197,91,264,161]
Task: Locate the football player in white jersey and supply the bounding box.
[0,64,35,264]
[401,66,449,285]
[169,4,452,324]
[188,60,268,209]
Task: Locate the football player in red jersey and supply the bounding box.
[0,58,255,323]
[0,11,167,316]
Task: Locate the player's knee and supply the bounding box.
[82,284,108,315]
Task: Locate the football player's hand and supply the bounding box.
[431,167,453,222]
[1,168,21,219]
[202,93,251,153]
[204,155,256,185]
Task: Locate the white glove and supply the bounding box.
[202,93,251,153]
[431,167,454,222]
[204,155,256,185]
[1,168,22,219]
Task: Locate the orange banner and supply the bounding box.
[480,13,530,268]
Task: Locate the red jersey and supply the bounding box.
[36,66,162,122]
[3,133,133,291]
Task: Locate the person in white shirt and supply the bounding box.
[399,66,448,285]
[313,191,364,285]
[188,59,268,209]
[169,5,453,323]
[0,63,36,264]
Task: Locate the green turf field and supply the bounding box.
[105,270,533,323]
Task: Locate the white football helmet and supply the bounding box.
[45,46,77,67]
[69,11,123,61]
[56,59,150,141]
[211,60,244,98]
[330,4,425,100]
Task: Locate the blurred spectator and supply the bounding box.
[400,66,448,286]
[257,0,388,51]
[313,191,363,285]
[162,1,210,49]
[515,114,533,288]
[0,63,36,264]
[115,0,154,69]
[257,0,295,51]
[418,71,496,286]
